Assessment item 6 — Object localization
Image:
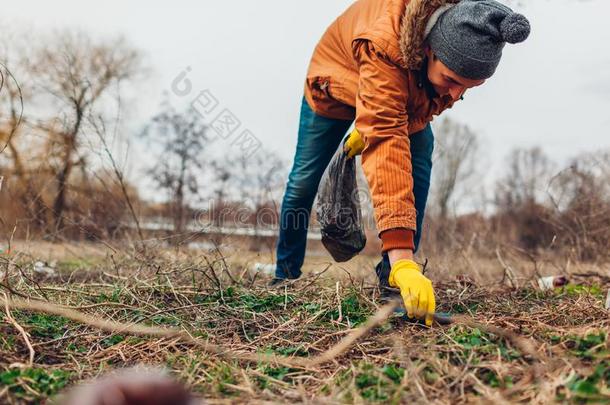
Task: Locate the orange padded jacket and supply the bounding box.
[304,0,460,251]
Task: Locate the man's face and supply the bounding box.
[425,46,486,101]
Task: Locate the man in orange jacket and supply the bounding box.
[274,0,530,326]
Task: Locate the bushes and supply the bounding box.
[423,147,610,262]
[0,170,140,240]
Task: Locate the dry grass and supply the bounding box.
[0,242,609,404]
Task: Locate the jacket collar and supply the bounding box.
[399,0,460,70]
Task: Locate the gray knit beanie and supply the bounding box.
[426,0,531,80]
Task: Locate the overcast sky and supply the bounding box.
[3,0,610,189]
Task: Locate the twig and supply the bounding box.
[93,116,147,254]
[0,62,24,155]
[295,263,332,292]
[3,293,35,366]
[335,281,343,323]
[304,300,399,367]
[450,314,544,363]
[0,296,399,369]
[496,248,518,289]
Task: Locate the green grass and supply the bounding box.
[57,258,97,272]
[210,363,238,395]
[478,368,514,389]
[565,332,608,360]
[440,325,522,366]
[100,334,126,348]
[66,342,87,353]
[0,334,16,351]
[0,368,71,400]
[565,361,610,402]
[446,301,481,314]
[96,287,125,303]
[268,344,309,357]
[195,286,295,313]
[149,314,182,326]
[559,284,605,299]
[256,365,296,390]
[15,312,69,339]
[239,292,294,313]
[343,362,406,403]
[324,293,372,326]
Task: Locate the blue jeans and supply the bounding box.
[275,96,434,279]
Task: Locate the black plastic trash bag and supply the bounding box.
[316,147,366,262]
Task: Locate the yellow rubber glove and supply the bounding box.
[389,259,436,326]
[343,128,365,158]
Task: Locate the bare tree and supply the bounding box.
[491,147,557,251]
[0,28,29,158]
[206,151,285,251]
[1,31,56,230]
[235,152,286,228]
[495,147,555,209]
[209,151,286,228]
[547,150,610,260]
[430,118,480,219]
[142,99,209,233]
[209,160,232,227]
[88,115,146,249]
[31,31,142,232]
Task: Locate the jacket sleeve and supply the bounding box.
[353,39,416,252]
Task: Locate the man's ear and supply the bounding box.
[423,44,434,60]
[424,43,436,61]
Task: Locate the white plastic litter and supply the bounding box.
[252,263,275,276]
[605,290,610,310]
[33,261,56,276]
[537,275,568,291]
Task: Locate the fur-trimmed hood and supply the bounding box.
[399,0,460,70]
